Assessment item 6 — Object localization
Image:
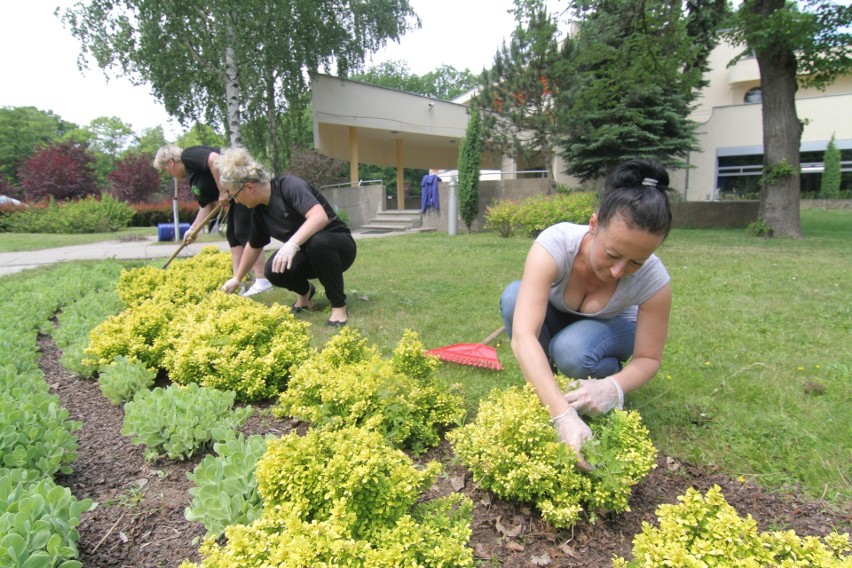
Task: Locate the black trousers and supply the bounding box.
[226,202,252,247]
[265,231,356,308]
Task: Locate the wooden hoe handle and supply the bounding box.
[162,202,225,269]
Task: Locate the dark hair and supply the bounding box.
[597,159,673,238]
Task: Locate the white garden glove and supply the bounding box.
[183,226,198,244]
[271,241,300,272]
[220,277,242,294]
[551,407,593,472]
[564,377,624,417]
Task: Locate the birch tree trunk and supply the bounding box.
[223,32,243,147]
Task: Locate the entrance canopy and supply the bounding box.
[311,74,500,175]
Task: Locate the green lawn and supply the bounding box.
[0,226,225,252]
[2,207,849,504]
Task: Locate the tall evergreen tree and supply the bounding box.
[557,0,727,182]
[820,134,841,198]
[458,104,482,233]
[727,0,851,238]
[476,0,562,191]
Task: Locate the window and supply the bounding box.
[717,149,852,198]
[717,154,762,197]
[744,88,762,104]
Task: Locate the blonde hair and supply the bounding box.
[152,145,182,171]
[217,147,271,191]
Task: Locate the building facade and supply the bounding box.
[310,41,852,202]
[670,41,852,201]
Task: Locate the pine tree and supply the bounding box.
[557,0,726,181]
[477,0,562,191]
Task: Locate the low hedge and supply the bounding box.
[129,199,199,227]
[484,191,598,238]
[1,195,135,234]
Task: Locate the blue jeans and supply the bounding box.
[499,280,636,379]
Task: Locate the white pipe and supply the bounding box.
[448,176,458,236]
[172,178,180,242]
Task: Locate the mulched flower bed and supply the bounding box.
[41,334,849,567]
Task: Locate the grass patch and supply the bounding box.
[0,227,225,252]
[2,208,849,504]
[634,208,851,502]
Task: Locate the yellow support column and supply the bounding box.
[349,127,359,186]
[396,139,404,209]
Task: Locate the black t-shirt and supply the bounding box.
[249,176,349,249]
[181,146,221,207]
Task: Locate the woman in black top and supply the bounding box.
[218,147,356,326]
[153,145,271,296]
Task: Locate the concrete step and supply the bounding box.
[366,216,419,225]
[362,209,422,231]
[359,224,437,233]
[378,209,422,217]
[361,222,415,231]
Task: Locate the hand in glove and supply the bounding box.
[564,377,624,417]
[183,227,198,245]
[220,277,242,294]
[271,241,300,272]
[551,406,593,472]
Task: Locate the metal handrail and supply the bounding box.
[436,169,551,180]
[319,179,384,190]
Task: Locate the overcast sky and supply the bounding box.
[0,1,566,140]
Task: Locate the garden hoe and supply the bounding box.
[162,201,225,269]
[425,326,505,371]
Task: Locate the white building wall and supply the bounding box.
[673,41,852,201]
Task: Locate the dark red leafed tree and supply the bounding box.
[18,141,99,202]
[107,153,162,203]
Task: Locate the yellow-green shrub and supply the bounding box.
[115,265,166,307]
[163,292,313,402]
[483,199,518,237]
[180,513,372,568]
[447,381,656,528]
[256,426,441,542]
[583,409,658,515]
[84,296,177,370]
[117,246,234,308]
[181,494,474,568]
[485,192,598,238]
[86,248,236,371]
[180,428,473,568]
[274,328,465,454]
[613,485,851,567]
[364,494,474,567]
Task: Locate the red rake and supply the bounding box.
[425,326,505,371]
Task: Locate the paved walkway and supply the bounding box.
[0,229,413,277]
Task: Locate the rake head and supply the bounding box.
[425,342,503,371]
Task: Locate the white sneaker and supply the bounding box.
[241,280,273,297]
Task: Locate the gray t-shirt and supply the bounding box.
[535,222,670,322]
